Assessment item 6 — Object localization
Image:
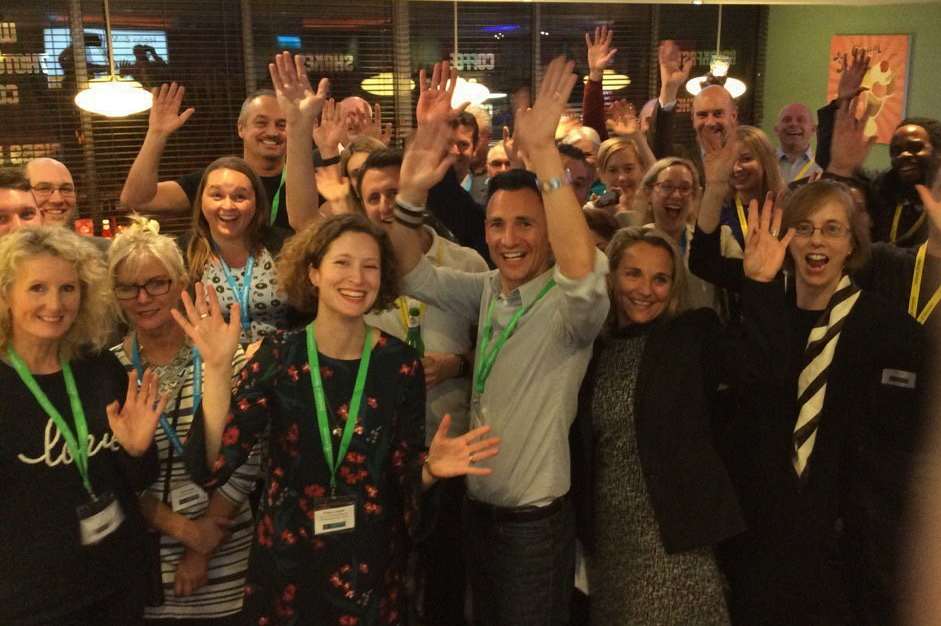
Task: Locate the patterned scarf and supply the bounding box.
[792,274,861,478]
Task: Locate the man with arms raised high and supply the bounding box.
[388,58,609,625]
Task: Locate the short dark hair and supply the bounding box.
[557,142,587,163]
[0,167,30,191]
[487,169,540,202]
[356,148,403,200]
[450,111,479,149]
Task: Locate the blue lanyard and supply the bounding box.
[218,254,254,334]
[130,336,202,456]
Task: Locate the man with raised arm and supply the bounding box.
[120,73,328,233]
[388,58,609,626]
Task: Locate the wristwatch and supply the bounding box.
[538,168,573,193]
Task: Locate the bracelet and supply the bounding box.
[393,199,425,229]
[537,170,572,193]
[318,155,341,167]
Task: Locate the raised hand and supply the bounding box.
[829,95,875,176]
[743,192,795,282]
[659,40,692,101]
[171,281,242,370]
[397,122,455,206]
[312,98,348,157]
[514,55,578,164]
[416,60,467,128]
[586,25,617,82]
[106,369,166,457]
[501,125,522,168]
[363,103,393,145]
[701,123,738,186]
[837,47,871,102]
[148,82,194,138]
[606,99,640,137]
[269,51,329,126]
[315,167,355,215]
[916,184,941,235]
[426,414,500,479]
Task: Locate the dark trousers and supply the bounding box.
[465,494,575,626]
[54,586,145,626]
[420,477,468,625]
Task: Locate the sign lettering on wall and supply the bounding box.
[449,53,495,71]
[1,143,63,166]
[0,23,16,44]
[0,84,19,105]
[304,54,354,73]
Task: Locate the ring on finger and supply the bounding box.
[200,312,210,319]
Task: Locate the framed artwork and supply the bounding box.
[827,34,911,145]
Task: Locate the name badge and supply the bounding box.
[313,496,357,535]
[77,491,125,546]
[881,368,917,389]
[170,483,209,514]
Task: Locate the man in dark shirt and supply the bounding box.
[120,83,317,232]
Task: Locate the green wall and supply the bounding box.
[762,3,941,171]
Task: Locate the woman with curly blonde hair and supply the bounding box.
[0,226,165,625]
[175,213,499,625]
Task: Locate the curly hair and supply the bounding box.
[277,213,399,315]
[604,226,687,330]
[186,156,271,284]
[0,227,115,361]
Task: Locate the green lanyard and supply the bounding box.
[7,348,94,497]
[269,168,287,225]
[306,323,373,495]
[473,278,556,395]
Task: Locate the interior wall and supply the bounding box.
[762,3,941,171]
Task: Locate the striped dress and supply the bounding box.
[112,340,260,620]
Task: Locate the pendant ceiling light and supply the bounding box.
[582,68,631,92]
[685,4,747,99]
[74,0,153,117]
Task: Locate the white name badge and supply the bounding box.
[170,483,209,513]
[77,491,125,546]
[881,368,917,389]
[313,496,357,535]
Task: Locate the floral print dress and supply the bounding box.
[189,328,427,626]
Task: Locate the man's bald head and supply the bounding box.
[339,96,372,120]
[774,103,816,156]
[692,85,737,144]
[25,158,76,226]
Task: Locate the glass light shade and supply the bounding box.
[685,74,747,99]
[709,54,731,78]
[451,78,491,107]
[74,76,152,117]
[582,68,631,91]
[360,72,415,97]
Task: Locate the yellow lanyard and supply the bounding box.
[908,242,941,324]
[735,196,748,239]
[792,160,813,183]
[890,202,927,244]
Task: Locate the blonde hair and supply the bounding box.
[736,125,786,199]
[0,227,115,361]
[596,137,639,177]
[637,157,702,226]
[108,215,187,323]
[605,226,687,329]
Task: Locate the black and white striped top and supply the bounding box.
[112,341,259,619]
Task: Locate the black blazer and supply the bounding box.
[572,308,746,556]
[721,278,926,626]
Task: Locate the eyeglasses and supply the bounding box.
[114,277,173,300]
[31,184,76,199]
[654,182,694,196]
[794,221,850,239]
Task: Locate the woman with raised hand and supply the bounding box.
[573,226,742,626]
[722,189,925,625]
[176,213,499,625]
[108,216,258,623]
[0,227,164,625]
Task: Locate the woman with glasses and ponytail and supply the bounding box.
[720,184,925,625]
[109,216,258,624]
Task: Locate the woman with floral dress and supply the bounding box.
[178,213,499,625]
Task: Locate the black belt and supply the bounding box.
[466,493,568,523]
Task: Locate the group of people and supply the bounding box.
[1,25,939,626]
